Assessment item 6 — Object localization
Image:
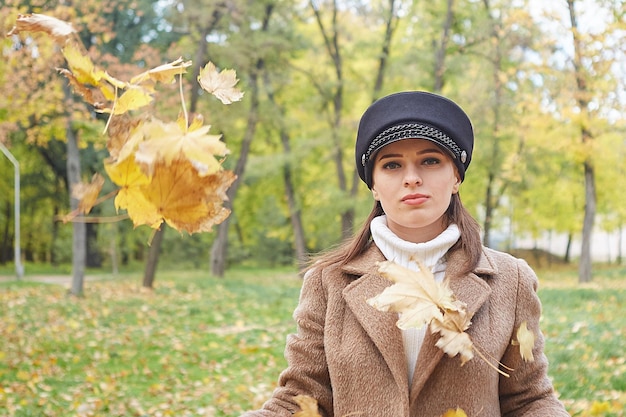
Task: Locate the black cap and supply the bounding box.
[355,91,474,188]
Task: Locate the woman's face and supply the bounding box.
[371,139,460,243]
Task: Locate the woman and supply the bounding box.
[241,91,569,417]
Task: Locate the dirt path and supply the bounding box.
[0,275,101,286]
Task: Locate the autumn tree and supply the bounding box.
[529,0,625,280]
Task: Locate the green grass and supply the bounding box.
[0,265,625,416]
[538,266,626,416]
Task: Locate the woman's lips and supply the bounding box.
[401,193,429,205]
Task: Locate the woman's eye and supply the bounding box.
[423,157,441,166]
[382,161,401,169]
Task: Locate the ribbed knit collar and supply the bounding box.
[370,215,460,272]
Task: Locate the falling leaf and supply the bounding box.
[293,395,321,417]
[368,260,479,366]
[61,43,106,86]
[134,118,228,177]
[441,408,468,417]
[130,57,192,85]
[431,312,474,365]
[7,13,75,43]
[57,68,105,109]
[512,321,535,362]
[104,154,155,227]
[71,173,105,215]
[197,62,244,104]
[368,260,464,330]
[139,160,235,233]
[115,184,163,229]
[105,86,154,115]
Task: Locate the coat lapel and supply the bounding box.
[339,245,499,408]
[341,246,410,400]
[409,249,496,402]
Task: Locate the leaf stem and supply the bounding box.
[472,345,511,377]
[56,213,130,224]
[103,84,118,135]
[179,72,188,130]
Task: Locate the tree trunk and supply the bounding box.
[372,0,400,100]
[143,227,165,288]
[86,222,102,268]
[63,83,86,297]
[579,161,596,282]
[211,71,260,276]
[310,0,356,239]
[433,0,454,93]
[564,232,573,263]
[261,71,308,270]
[283,162,308,270]
[109,225,119,275]
[480,0,505,248]
[189,5,225,114]
[211,5,271,276]
[567,0,595,283]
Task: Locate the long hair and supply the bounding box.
[307,193,482,276]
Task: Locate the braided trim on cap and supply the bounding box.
[361,123,462,167]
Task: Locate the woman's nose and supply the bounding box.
[404,166,422,186]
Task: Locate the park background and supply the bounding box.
[0,0,625,416]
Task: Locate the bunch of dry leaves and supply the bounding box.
[8,13,243,234]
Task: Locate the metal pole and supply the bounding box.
[0,142,24,279]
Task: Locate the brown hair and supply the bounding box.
[306,193,482,276]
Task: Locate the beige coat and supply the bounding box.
[242,244,569,417]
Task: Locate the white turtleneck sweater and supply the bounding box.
[370,215,461,386]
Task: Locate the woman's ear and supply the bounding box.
[372,187,380,201]
[452,177,461,194]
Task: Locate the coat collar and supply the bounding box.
[340,244,496,406]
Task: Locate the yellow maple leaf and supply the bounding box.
[105,86,154,115]
[129,57,192,85]
[441,408,468,417]
[111,193,156,226]
[117,185,163,229]
[512,321,535,362]
[293,395,321,417]
[138,160,235,233]
[62,43,106,86]
[7,13,75,43]
[431,312,474,365]
[368,260,464,330]
[71,173,105,215]
[197,61,244,104]
[105,156,150,189]
[134,118,228,177]
[187,171,236,233]
[104,155,152,223]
